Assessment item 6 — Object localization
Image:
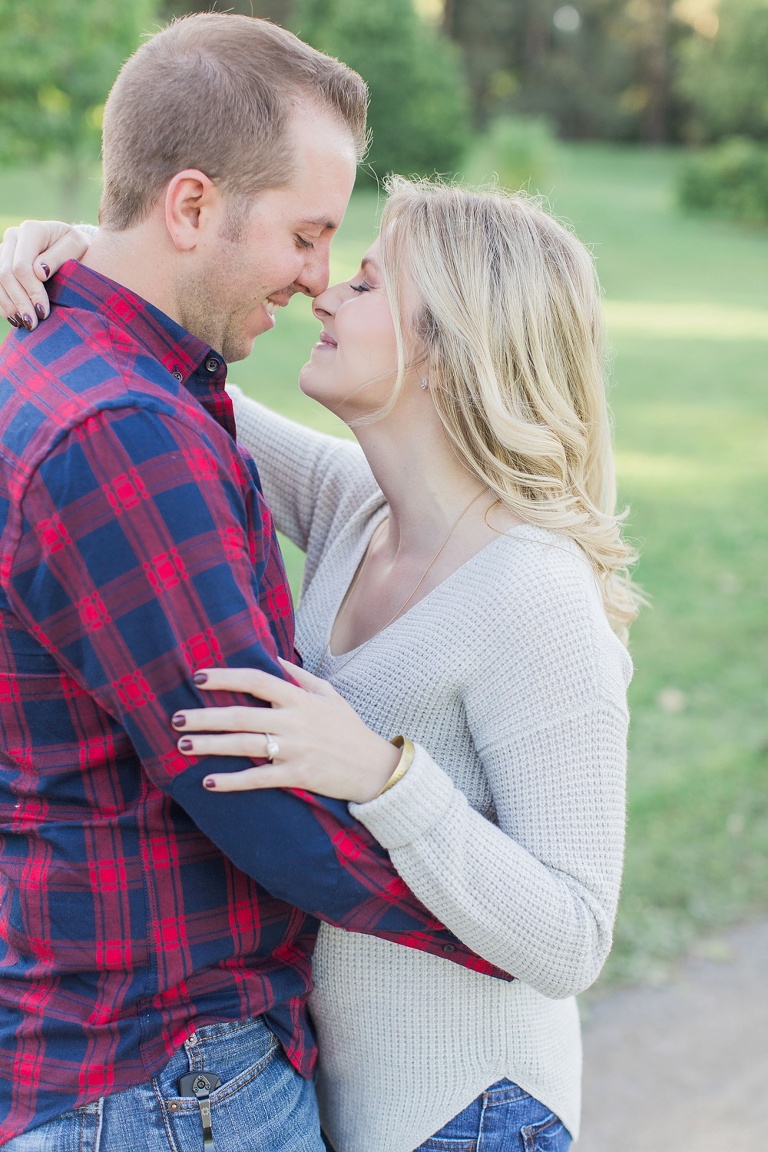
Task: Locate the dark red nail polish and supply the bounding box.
[192,672,208,685]
[14,313,23,327]
[21,314,33,331]
[171,713,186,729]
[7,316,19,328]
[35,304,46,321]
[179,737,193,751]
[40,263,50,279]
[203,778,217,790]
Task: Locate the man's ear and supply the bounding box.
[164,170,222,252]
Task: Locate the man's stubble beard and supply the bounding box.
[176,249,252,364]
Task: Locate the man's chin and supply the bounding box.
[221,329,263,364]
[223,310,277,361]
[221,341,254,364]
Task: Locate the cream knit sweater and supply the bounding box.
[230,387,631,1152]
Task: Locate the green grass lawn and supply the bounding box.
[2,146,767,988]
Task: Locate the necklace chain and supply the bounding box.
[319,488,489,674]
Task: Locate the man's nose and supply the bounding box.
[295,249,331,299]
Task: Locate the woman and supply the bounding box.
[1,179,637,1152]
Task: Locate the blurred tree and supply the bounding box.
[443,0,693,141]
[295,0,470,181]
[677,0,768,141]
[442,0,521,125]
[0,0,158,217]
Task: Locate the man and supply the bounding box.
[0,14,507,1150]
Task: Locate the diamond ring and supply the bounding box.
[265,734,280,762]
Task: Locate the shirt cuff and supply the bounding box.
[349,743,455,850]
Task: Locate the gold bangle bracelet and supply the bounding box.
[375,736,415,798]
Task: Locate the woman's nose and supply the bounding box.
[312,282,344,320]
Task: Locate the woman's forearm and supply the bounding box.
[351,703,627,998]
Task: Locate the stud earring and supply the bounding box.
[420,378,428,390]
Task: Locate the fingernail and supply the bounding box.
[203,777,217,790]
[21,314,33,332]
[179,738,193,751]
[7,316,19,328]
[35,304,46,321]
[192,672,208,685]
[14,313,23,327]
[40,263,50,279]
[171,713,186,729]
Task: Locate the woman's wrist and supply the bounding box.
[372,736,415,799]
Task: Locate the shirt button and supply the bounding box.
[172,369,183,381]
[442,944,456,954]
[205,357,221,373]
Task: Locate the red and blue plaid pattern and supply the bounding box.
[0,262,510,1143]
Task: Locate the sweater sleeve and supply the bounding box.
[350,544,631,999]
[228,385,378,556]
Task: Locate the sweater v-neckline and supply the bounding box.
[323,510,543,662]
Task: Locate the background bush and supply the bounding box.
[678,138,768,225]
[464,115,558,192]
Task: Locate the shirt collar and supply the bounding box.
[47,260,234,436]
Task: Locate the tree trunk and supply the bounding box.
[643,0,671,143]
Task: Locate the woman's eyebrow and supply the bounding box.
[360,256,380,274]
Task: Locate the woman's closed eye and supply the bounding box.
[350,280,372,293]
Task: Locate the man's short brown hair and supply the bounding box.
[99,13,368,230]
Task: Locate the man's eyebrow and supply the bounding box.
[297,217,338,232]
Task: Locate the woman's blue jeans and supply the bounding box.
[3,1017,324,1152]
[416,1079,572,1151]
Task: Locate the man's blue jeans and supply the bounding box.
[3,1017,324,1152]
[416,1079,572,1151]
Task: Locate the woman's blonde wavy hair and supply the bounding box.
[377,175,641,641]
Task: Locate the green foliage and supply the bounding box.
[0,0,158,213]
[678,138,768,225]
[677,0,768,142]
[464,115,558,192]
[295,0,470,181]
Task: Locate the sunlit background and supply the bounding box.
[1,0,766,1004]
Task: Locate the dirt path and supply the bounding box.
[578,917,768,1150]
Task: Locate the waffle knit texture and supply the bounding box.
[230,387,632,1152]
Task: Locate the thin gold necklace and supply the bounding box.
[320,487,489,673]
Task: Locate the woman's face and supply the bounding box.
[299,238,409,420]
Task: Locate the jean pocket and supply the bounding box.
[178,1028,281,1111]
[521,1112,571,1152]
[166,1037,321,1152]
[2,1101,103,1152]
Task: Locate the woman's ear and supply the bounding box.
[164,169,221,252]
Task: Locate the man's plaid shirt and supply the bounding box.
[0,262,509,1143]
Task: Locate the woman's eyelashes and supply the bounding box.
[350,280,372,293]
